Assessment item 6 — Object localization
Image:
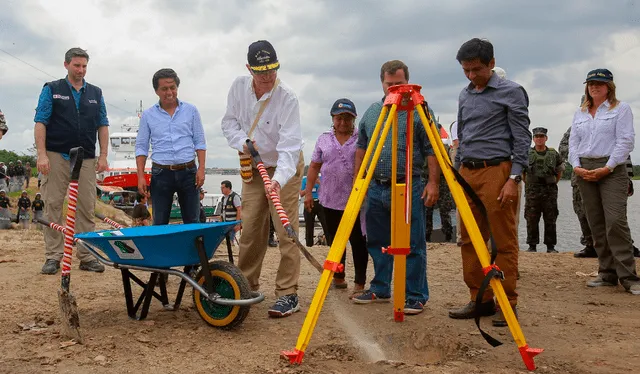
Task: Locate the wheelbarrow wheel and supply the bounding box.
[192,260,251,329]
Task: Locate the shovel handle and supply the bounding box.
[94,212,126,229]
[61,147,84,284]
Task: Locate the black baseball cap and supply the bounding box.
[532,127,547,136]
[330,98,357,117]
[584,68,613,83]
[247,40,280,72]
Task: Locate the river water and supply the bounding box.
[204,175,640,254]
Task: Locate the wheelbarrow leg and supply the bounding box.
[195,236,215,293]
[121,269,137,319]
[225,234,234,264]
[138,272,158,320]
[171,266,191,311]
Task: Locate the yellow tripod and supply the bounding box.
[282,84,543,371]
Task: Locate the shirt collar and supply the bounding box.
[248,76,278,102]
[465,71,500,92]
[65,76,87,92]
[154,99,182,111]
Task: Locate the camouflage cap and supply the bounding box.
[532,127,548,136]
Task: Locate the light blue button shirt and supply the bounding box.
[135,100,207,165]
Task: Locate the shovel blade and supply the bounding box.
[58,289,83,344]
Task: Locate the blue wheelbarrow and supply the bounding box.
[41,218,264,329]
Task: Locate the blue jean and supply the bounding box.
[365,180,429,303]
[150,165,199,225]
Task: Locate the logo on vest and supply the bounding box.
[53,94,70,100]
[88,99,98,104]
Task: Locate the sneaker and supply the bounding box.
[268,294,300,318]
[41,259,60,275]
[526,245,537,252]
[587,275,617,288]
[404,300,424,315]
[79,260,105,273]
[627,284,640,295]
[547,246,559,254]
[352,290,391,304]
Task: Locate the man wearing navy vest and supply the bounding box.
[34,47,109,275]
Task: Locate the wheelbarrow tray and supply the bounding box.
[74,221,237,268]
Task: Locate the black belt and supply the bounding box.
[152,160,196,171]
[373,175,420,186]
[461,157,510,169]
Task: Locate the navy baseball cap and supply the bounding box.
[584,68,613,84]
[247,40,280,72]
[330,98,357,117]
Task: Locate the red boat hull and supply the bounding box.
[98,173,150,190]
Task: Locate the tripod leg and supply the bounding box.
[282,104,399,364]
[416,103,542,370]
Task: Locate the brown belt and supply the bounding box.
[152,160,196,171]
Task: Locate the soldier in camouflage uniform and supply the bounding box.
[0,108,7,140]
[424,168,455,242]
[525,127,564,253]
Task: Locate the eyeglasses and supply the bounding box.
[253,69,276,77]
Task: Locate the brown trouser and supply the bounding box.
[41,151,97,262]
[577,157,639,288]
[238,154,304,297]
[459,161,519,306]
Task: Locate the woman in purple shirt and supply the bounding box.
[304,99,368,298]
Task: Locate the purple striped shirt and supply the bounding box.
[311,130,358,210]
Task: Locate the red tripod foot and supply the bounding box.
[281,349,305,364]
[519,345,543,371]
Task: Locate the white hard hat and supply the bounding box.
[492,67,507,79]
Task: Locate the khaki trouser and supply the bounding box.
[41,151,96,262]
[459,161,519,306]
[577,157,639,287]
[238,153,304,297]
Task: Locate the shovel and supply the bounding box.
[58,146,84,343]
[245,140,323,273]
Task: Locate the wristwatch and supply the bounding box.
[509,174,522,184]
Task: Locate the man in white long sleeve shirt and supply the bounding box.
[221,40,305,317]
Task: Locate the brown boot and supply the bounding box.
[492,305,518,327]
[448,300,496,319]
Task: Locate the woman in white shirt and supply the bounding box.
[568,68,639,295]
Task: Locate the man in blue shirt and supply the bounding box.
[135,68,207,225]
[34,47,109,275]
[300,175,327,247]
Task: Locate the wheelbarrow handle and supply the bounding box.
[35,217,78,244]
[95,212,126,229]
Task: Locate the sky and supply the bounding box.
[1,0,639,167]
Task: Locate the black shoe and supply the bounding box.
[574,246,597,258]
[79,260,105,273]
[448,300,496,319]
[41,259,60,275]
[268,238,278,247]
[492,306,518,327]
[526,245,537,252]
[547,246,559,253]
[634,245,640,258]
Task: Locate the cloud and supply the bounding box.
[0,0,639,167]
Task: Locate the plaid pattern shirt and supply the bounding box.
[356,99,434,180]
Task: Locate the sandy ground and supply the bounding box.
[1,205,639,373]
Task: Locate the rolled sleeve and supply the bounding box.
[608,103,635,168]
[34,85,53,125]
[192,107,207,150]
[271,96,302,186]
[506,86,531,175]
[135,113,151,157]
[98,96,109,126]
